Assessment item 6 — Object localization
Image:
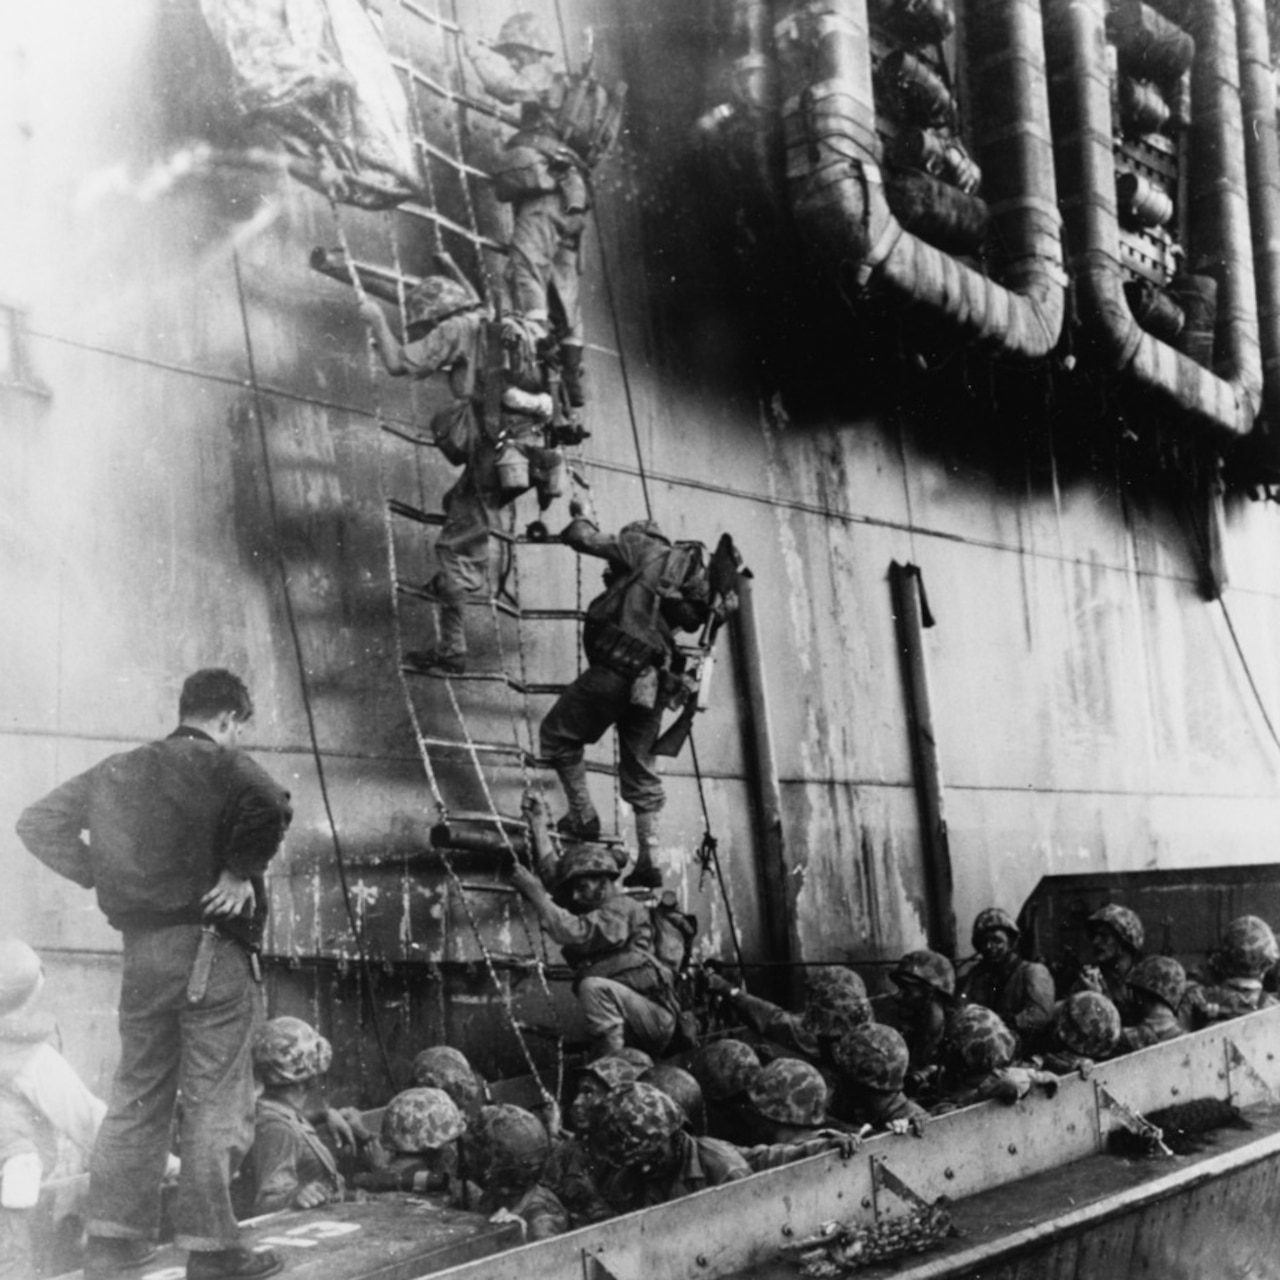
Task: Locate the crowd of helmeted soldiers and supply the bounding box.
[220,899,1279,1240]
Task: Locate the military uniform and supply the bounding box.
[958,956,1055,1045]
[601,1130,750,1211]
[544,1134,613,1228]
[241,1098,343,1216]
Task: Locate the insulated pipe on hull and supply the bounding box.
[1235,0,1280,470]
[1049,0,1262,439]
[782,0,1065,359]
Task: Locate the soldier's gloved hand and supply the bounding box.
[358,298,384,327]
[295,1181,334,1210]
[704,971,734,997]
[521,789,546,820]
[1077,1058,1095,1080]
[0,1153,41,1210]
[887,1118,912,1137]
[1076,966,1104,995]
[488,1207,528,1242]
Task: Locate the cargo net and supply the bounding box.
[311,0,635,1111]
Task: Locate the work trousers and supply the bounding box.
[507,188,584,346]
[539,665,665,813]
[88,924,261,1251]
[577,977,675,1056]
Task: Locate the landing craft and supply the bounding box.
[6,0,1280,1275]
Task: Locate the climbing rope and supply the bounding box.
[231,246,397,1093]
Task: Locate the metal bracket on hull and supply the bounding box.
[1096,1082,1173,1156]
[1226,1038,1278,1107]
[871,1155,934,1219]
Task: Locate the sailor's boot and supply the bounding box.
[625,809,663,889]
[554,759,602,841]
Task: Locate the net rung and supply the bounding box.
[397,580,520,619]
[390,59,517,125]
[399,199,508,253]
[445,810,529,829]
[390,500,516,544]
[522,682,567,696]
[403,664,527,693]
[420,736,531,760]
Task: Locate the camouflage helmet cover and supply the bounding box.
[689,1038,761,1100]
[594,1082,684,1167]
[971,907,1020,949]
[558,845,623,884]
[1087,905,1145,955]
[893,949,956,998]
[1220,915,1280,978]
[803,966,871,1039]
[579,1055,642,1091]
[412,1045,486,1119]
[470,1103,549,1176]
[949,1005,1017,1074]
[833,1025,910,1093]
[613,1047,655,1071]
[748,1057,829,1127]
[1054,992,1121,1059]
[0,939,43,1017]
[405,276,480,335]
[1127,955,1187,1011]
[252,1016,333,1086]
[494,12,555,56]
[640,1064,705,1131]
[381,1087,467,1153]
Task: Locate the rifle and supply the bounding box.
[653,533,750,758]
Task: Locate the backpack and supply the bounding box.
[652,896,700,1052]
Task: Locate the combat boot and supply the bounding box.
[554,759,601,840]
[84,1238,158,1280]
[625,810,663,889]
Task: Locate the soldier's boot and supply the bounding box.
[554,759,602,841]
[553,343,590,444]
[624,809,663,889]
[403,573,467,675]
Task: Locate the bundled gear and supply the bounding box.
[1219,915,1279,979]
[948,1006,1017,1076]
[411,1045,486,1119]
[593,1082,684,1168]
[893,950,956,998]
[787,1203,955,1274]
[971,908,1019,948]
[640,1064,705,1132]
[833,1025,911,1093]
[747,1058,829,1129]
[1054,992,1121,1060]
[690,1039,762,1101]
[198,0,422,208]
[1128,956,1187,1012]
[0,941,42,1018]
[381,1087,466,1154]
[252,1017,332,1087]
[1088,905,1145,955]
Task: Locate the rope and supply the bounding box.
[690,735,746,972]
[231,248,397,1092]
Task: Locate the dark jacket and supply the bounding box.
[16,727,291,946]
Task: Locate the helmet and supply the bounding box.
[1087,905,1144,955]
[640,1064,705,1131]
[1220,916,1280,979]
[971,908,1020,949]
[381,1087,466,1153]
[689,1038,761,1100]
[747,1058,829,1127]
[252,1017,332,1086]
[833,1025,910,1093]
[558,846,622,883]
[949,1006,1016,1075]
[1127,956,1187,1011]
[893,950,956,998]
[1054,992,1121,1059]
[405,276,479,336]
[412,1046,486,1119]
[803,966,871,1039]
[594,1082,684,1168]
[580,1056,643,1091]
[620,519,666,541]
[0,940,43,1017]
[470,1104,549,1177]
[613,1048,655,1071]
[494,12,555,57]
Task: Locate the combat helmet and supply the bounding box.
[949,1005,1017,1075]
[689,1038,761,1101]
[1054,992,1121,1059]
[494,12,555,57]
[640,1064,705,1132]
[747,1058,829,1128]
[469,1104,549,1179]
[0,939,43,1017]
[405,276,480,339]
[1087,905,1144,956]
[252,1016,332,1087]
[593,1082,684,1168]
[1127,955,1187,1012]
[613,1047,654,1071]
[412,1045,486,1119]
[381,1087,466,1154]
[558,845,623,884]
[1220,916,1280,979]
[893,949,956,999]
[580,1056,643,1091]
[803,966,872,1039]
[971,907,1020,949]
[833,1025,910,1093]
